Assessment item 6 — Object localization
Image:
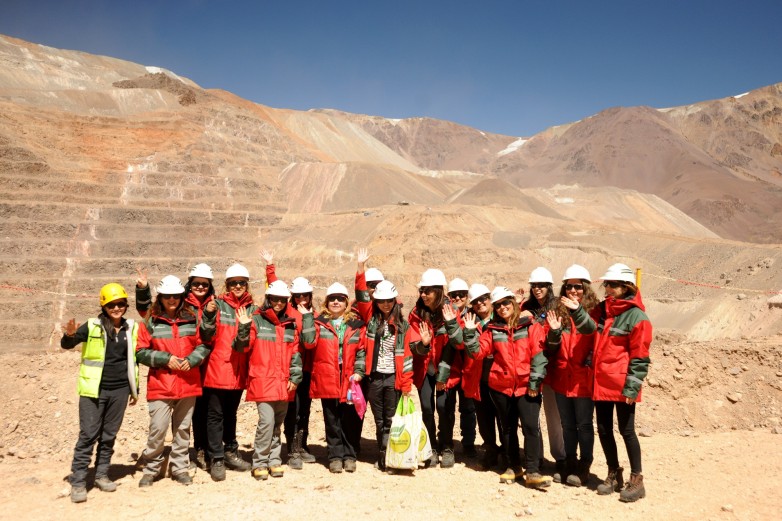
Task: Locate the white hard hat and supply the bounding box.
[189,263,214,280]
[529,267,554,284]
[365,268,385,283]
[468,283,491,303]
[600,263,635,283]
[448,278,469,293]
[290,277,313,293]
[490,286,515,304]
[562,264,591,282]
[266,280,291,298]
[225,263,250,280]
[157,275,185,295]
[326,282,349,297]
[372,280,398,300]
[417,268,447,288]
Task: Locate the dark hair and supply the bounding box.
[372,299,405,333]
[184,276,215,302]
[414,287,446,328]
[261,295,289,318]
[521,282,557,318]
[555,280,599,318]
[149,293,189,320]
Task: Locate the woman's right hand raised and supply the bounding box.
[260,249,274,266]
[136,267,148,289]
[463,311,477,330]
[357,248,369,270]
[297,303,311,315]
[63,318,79,336]
[236,306,252,325]
[419,322,432,346]
[560,296,579,310]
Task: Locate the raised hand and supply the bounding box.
[205,298,217,314]
[260,249,274,266]
[463,311,477,329]
[136,267,148,289]
[357,248,369,270]
[236,306,252,325]
[442,303,456,321]
[514,287,525,302]
[419,322,432,346]
[546,310,562,330]
[297,302,311,314]
[63,318,79,336]
[560,296,579,310]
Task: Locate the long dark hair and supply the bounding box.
[414,287,446,328]
[522,283,557,318]
[555,280,599,318]
[149,294,192,320]
[372,299,405,334]
[184,277,215,302]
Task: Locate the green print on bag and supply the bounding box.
[389,424,411,453]
[418,426,428,452]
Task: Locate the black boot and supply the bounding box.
[288,430,303,470]
[566,458,591,487]
[553,459,567,483]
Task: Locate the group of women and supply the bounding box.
[61,251,651,505]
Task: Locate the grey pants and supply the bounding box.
[70,386,130,486]
[141,397,196,477]
[541,389,565,462]
[253,401,288,469]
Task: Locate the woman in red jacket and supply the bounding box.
[409,268,464,469]
[234,280,303,481]
[545,264,599,487]
[463,287,551,489]
[362,279,414,471]
[199,263,255,481]
[261,249,318,469]
[590,263,652,502]
[135,275,211,487]
[301,282,366,474]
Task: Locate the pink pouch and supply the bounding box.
[349,379,367,419]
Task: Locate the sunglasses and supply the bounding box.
[564,284,584,291]
[449,291,468,299]
[470,295,490,306]
[191,281,211,289]
[105,301,128,310]
[603,281,624,288]
[227,280,248,288]
[493,299,514,309]
[530,283,549,289]
[419,286,438,295]
[268,296,288,304]
[327,295,348,303]
[292,293,311,299]
[367,281,380,289]
[160,294,182,300]
[375,298,395,305]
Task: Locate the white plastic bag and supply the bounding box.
[385,396,431,469]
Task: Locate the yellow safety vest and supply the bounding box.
[78,318,140,399]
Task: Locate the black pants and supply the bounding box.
[192,395,208,452]
[595,400,642,474]
[555,392,594,464]
[70,386,130,486]
[490,389,542,472]
[458,386,477,448]
[284,371,313,448]
[367,373,400,454]
[418,373,457,451]
[321,398,361,462]
[476,380,503,450]
[203,387,243,459]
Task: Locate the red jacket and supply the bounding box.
[408,301,465,390]
[545,305,596,398]
[590,292,652,402]
[302,313,366,401]
[234,308,302,402]
[460,317,487,400]
[200,292,254,390]
[465,317,547,397]
[365,315,414,393]
[136,311,210,400]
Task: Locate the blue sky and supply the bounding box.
[2,0,780,136]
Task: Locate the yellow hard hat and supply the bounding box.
[99,283,128,307]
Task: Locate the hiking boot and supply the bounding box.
[376,451,387,471]
[70,486,87,503]
[138,474,154,487]
[343,459,357,473]
[525,472,552,489]
[425,450,439,468]
[270,466,284,478]
[597,467,624,495]
[566,459,591,487]
[172,471,192,486]
[194,448,210,470]
[300,448,316,464]
[481,446,498,469]
[287,430,304,470]
[252,467,269,481]
[224,450,251,472]
[499,466,522,484]
[441,448,455,468]
[553,459,566,483]
[329,459,343,473]
[210,459,226,482]
[94,476,117,492]
[619,473,646,502]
